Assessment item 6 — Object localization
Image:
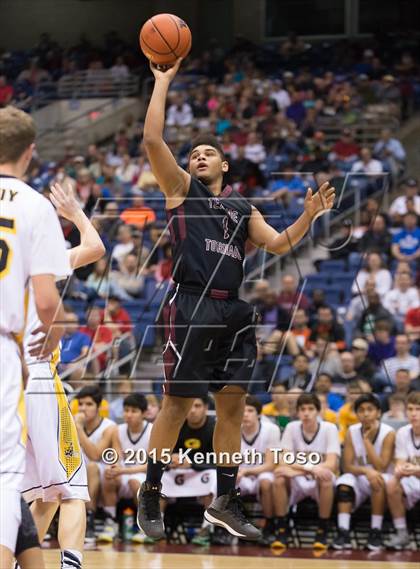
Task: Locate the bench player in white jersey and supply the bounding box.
[386,391,420,549]
[272,393,340,550]
[236,396,280,546]
[97,393,152,543]
[73,386,116,543]
[0,106,68,568]
[20,182,105,569]
[333,393,395,551]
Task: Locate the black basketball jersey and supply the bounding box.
[166,177,252,290]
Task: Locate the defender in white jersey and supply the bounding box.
[272,393,340,550]
[333,393,395,552]
[386,391,420,549]
[96,394,152,543]
[0,106,68,567]
[18,182,105,569]
[74,386,116,544]
[236,396,280,546]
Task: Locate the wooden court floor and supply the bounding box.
[43,545,420,569]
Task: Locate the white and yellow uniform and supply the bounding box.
[117,422,152,498]
[21,283,89,503]
[238,420,280,496]
[337,422,394,510]
[0,175,70,552]
[280,420,341,505]
[84,417,116,480]
[395,424,420,510]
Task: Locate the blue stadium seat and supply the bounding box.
[304,274,330,289]
[323,285,342,305]
[319,259,346,273]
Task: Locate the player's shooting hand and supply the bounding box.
[304,182,335,220]
[150,58,183,82]
[50,182,82,222]
[28,324,64,359]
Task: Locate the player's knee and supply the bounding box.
[162,396,193,424]
[319,475,334,488]
[386,476,402,495]
[87,462,100,476]
[336,484,355,503]
[273,475,287,488]
[259,479,272,492]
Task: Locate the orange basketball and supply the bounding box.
[139,13,192,66]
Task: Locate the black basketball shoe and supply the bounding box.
[136,481,165,540]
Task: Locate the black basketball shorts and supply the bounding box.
[161,285,258,398]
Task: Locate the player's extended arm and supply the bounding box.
[143,60,190,203]
[364,430,395,472]
[248,182,335,255]
[50,183,105,269]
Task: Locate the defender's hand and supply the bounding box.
[50,182,82,222]
[304,182,335,219]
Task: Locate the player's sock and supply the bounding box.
[318,518,329,530]
[371,515,383,530]
[338,513,351,530]
[216,466,239,496]
[104,506,116,520]
[146,456,166,485]
[61,549,82,569]
[274,515,288,529]
[394,517,407,531]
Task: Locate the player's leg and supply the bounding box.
[85,462,101,544]
[272,474,293,548]
[385,475,411,549]
[29,501,59,542]
[313,474,335,550]
[15,498,44,569]
[332,474,357,550]
[258,474,276,546]
[367,474,386,550]
[97,474,120,543]
[58,500,86,567]
[204,386,261,540]
[136,394,194,538]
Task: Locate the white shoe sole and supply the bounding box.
[204,510,254,539]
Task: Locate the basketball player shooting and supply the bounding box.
[136,58,336,541]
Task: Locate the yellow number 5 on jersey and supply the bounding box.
[0,217,16,279]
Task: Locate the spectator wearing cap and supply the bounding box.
[328,129,360,171]
[358,214,392,257]
[384,272,419,325]
[120,193,156,229]
[351,252,392,299]
[373,128,406,179]
[351,338,377,380]
[383,334,419,382]
[389,178,420,225]
[391,212,420,262]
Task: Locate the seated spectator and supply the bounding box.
[243,131,266,165]
[357,292,395,338]
[333,352,358,392]
[284,387,303,422]
[373,128,406,179]
[314,373,344,412]
[383,334,419,382]
[166,93,193,126]
[382,393,408,430]
[325,219,358,262]
[261,329,300,358]
[262,383,290,428]
[145,394,161,423]
[111,56,129,83]
[269,79,291,111]
[249,279,270,310]
[108,377,132,422]
[101,295,132,336]
[389,178,420,225]
[120,193,156,229]
[86,257,112,298]
[281,354,312,390]
[392,212,420,263]
[309,338,342,378]
[79,306,113,373]
[269,165,307,205]
[75,168,95,209]
[318,393,338,425]
[351,337,377,381]
[307,288,328,325]
[153,242,173,282]
[367,320,396,366]
[383,271,419,325]
[346,278,376,325]
[328,128,360,170]
[99,201,122,242]
[405,306,420,353]
[358,214,392,257]
[351,146,383,179]
[291,308,311,351]
[278,274,310,313]
[115,153,139,184]
[0,75,14,107]
[382,369,420,412]
[309,306,346,350]
[110,252,145,299]
[59,309,92,387]
[351,252,392,299]
[258,289,289,334]
[285,91,306,126]
[17,59,51,86]
[111,224,135,267]
[337,379,371,443]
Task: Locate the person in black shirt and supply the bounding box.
[136,58,336,542]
